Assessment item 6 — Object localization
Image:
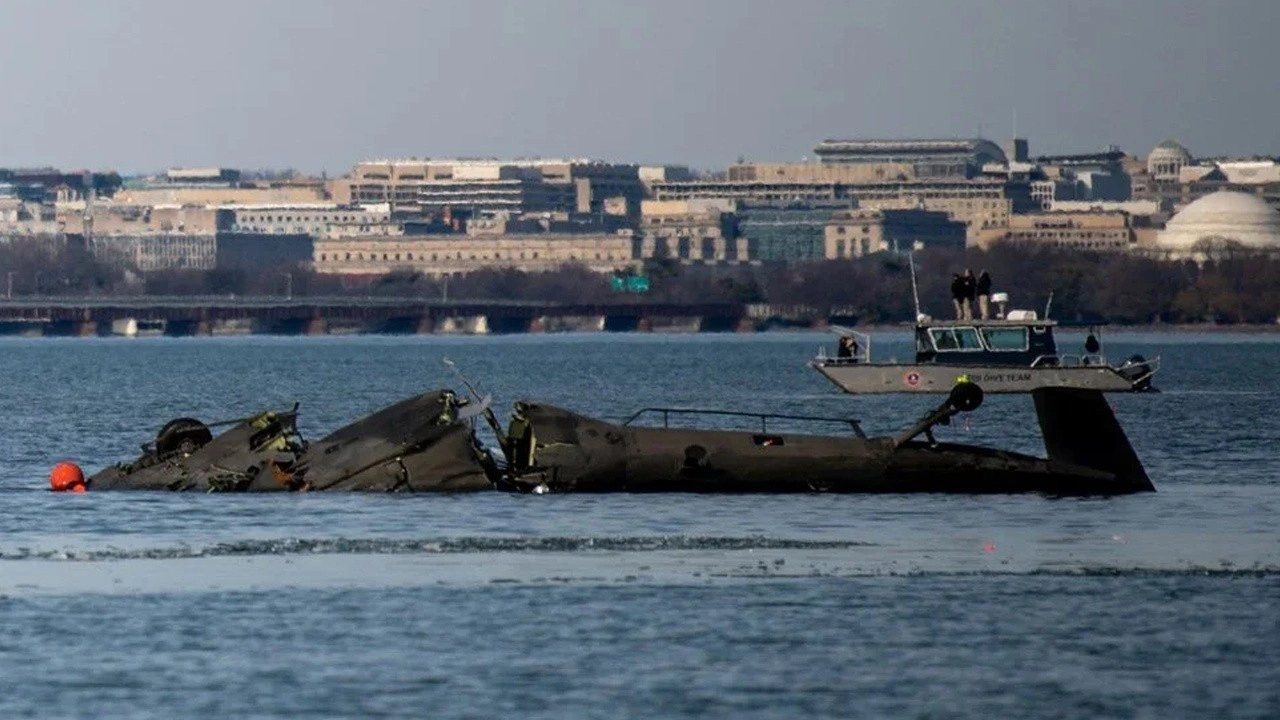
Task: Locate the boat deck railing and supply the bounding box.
[621,408,867,438]
[1031,353,1109,368]
[1030,353,1162,383]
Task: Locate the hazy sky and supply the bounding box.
[1,0,1276,174]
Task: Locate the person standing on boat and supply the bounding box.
[837,335,854,359]
[950,273,966,319]
[961,269,977,320]
[976,269,992,320]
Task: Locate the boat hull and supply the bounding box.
[811,360,1145,394]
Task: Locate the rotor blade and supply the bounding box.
[456,394,493,421]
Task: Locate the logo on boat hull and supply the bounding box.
[903,371,922,388]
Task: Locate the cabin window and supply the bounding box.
[915,331,933,354]
[929,327,983,351]
[953,327,982,350]
[929,329,958,350]
[980,327,1029,351]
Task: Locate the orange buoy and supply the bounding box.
[49,462,86,492]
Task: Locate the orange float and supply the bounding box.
[49,462,86,492]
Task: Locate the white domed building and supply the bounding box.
[1147,140,1192,181]
[1154,190,1280,258]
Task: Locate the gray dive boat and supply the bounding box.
[810,301,1160,395]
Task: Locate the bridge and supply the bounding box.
[0,296,810,336]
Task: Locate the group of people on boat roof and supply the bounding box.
[950,269,992,321]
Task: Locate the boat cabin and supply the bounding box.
[914,311,1059,367]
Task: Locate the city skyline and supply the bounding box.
[1,0,1277,174]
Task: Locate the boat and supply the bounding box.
[809,272,1160,394]
[493,380,1155,496]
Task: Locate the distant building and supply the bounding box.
[727,162,917,184]
[165,167,242,184]
[216,233,313,270]
[89,233,217,270]
[0,168,122,203]
[85,230,311,272]
[996,211,1137,251]
[1030,148,1132,207]
[812,138,1007,178]
[824,208,966,258]
[0,198,59,236]
[70,204,226,237]
[224,204,397,237]
[638,165,695,192]
[652,173,1027,245]
[312,232,638,276]
[1050,199,1164,219]
[343,159,646,219]
[1154,191,1280,256]
[1169,160,1280,209]
[639,199,746,263]
[1147,140,1193,182]
[736,200,853,262]
[854,180,1028,245]
[112,185,329,206]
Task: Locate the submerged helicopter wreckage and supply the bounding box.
[495,383,1153,496]
[82,389,493,493]
[71,370,1154,496]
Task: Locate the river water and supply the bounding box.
[0,332,1276,718]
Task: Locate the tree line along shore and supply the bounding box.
[1,238,1276,327]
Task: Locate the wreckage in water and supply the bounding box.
[495,382,1154,496]
[77,379,1153,497]
[84,390,492,492]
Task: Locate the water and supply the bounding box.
[0,332,1277,718]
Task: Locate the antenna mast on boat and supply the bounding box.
[1044,291,1054,319]
[908,252,922,319]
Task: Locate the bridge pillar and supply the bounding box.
[211,319,254,335]
[304,318,328,336]
[111,318,139,337]
[462,315,489,335]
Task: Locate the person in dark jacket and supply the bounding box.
[976,270,992,319]
[961,269,977,320]
[837,335,854,359]
[950,273,965,319]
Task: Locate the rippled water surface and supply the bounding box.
[0,331,1277,718]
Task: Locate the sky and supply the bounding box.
[0,0,1276,174]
